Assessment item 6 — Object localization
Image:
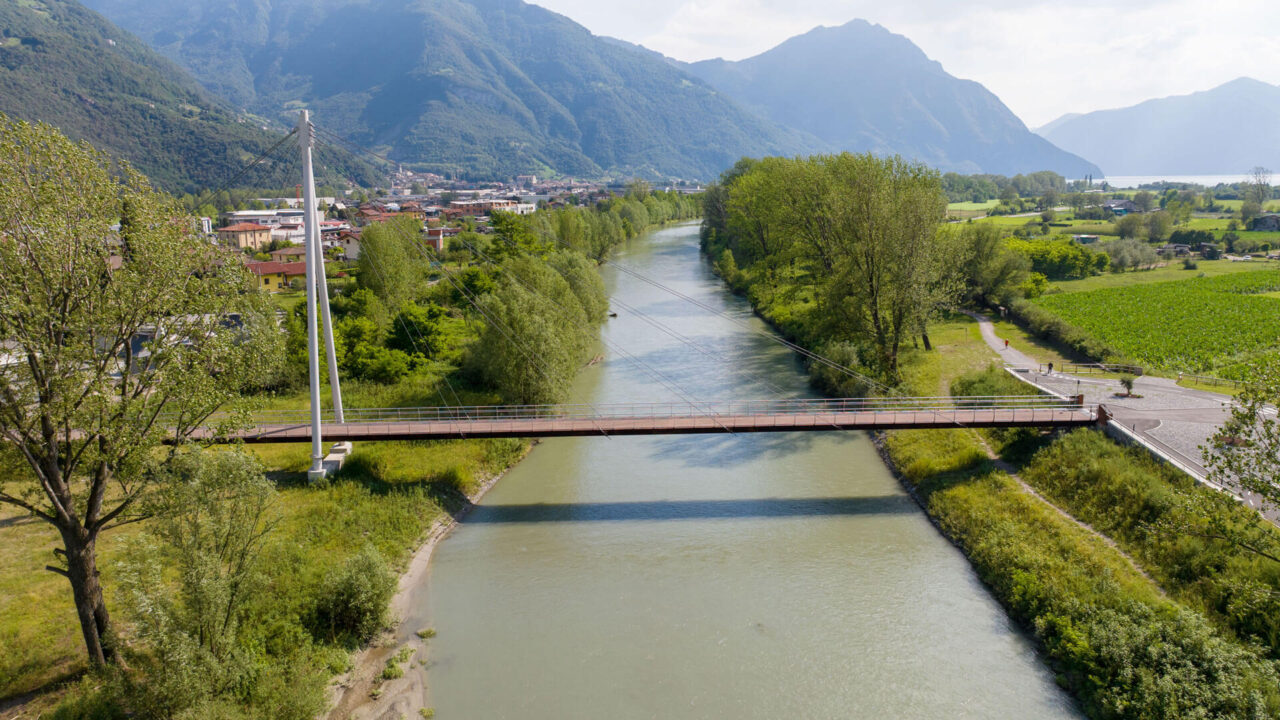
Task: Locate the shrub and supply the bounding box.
[1118,373,1136,396]
[807,341,875,397]
[311,545,397,645]
[1182,257,1199,270]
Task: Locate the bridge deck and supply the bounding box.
[203,406,1096,443]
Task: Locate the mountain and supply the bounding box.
[682,20,1101,178]
[81,0,817,181]
[1035,113,1082,136]
[0,0,381,193]
[1036,78,1280,176]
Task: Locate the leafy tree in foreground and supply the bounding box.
[1207,355,1280,514]
[0,116,279,668]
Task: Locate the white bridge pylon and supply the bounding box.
[298,110,347,481]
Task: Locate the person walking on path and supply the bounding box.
[1004,339,1009,349]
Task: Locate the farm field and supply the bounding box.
[946,200,1000,211]
[1048,258,1278,293]
[1031,269,1280,375]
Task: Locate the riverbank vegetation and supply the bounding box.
[701,158,1280,718]
[702,154,1002,381]
[890,347,1280,719]
[0,116,696,715]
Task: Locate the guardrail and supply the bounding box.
[211,395,1087,427]
[1038,362,1144,376]
[1176,372,1249,390]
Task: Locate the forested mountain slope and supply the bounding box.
[0,0,380,192]
[83,0,817,180]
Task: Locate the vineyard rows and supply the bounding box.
[1032,270,1280,373]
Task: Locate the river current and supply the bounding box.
[418,223,1079,718]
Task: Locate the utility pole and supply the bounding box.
[299,110,346,481]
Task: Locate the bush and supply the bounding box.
[433,464,474,495]
[311,545,397,645]
[1117,373,1136,395]
[1183,257,1199,270]
[807,341,875,397]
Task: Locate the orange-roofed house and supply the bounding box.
[246,260,307,292]
[217,222,273,251]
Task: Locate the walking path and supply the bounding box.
[964,311,1277,522]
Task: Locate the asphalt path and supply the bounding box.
[965,311,1278,523]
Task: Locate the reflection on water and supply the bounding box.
[419,223,1081,719]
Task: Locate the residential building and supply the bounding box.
[1104,199,1138,215]
[269,246,308,263]
[246,260,307,292]
[217,222,272,251]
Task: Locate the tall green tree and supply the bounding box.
[0,117,280,668]
[958,223,1030,305]
[357,216,425,308]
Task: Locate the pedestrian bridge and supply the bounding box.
[196,395,1096,443]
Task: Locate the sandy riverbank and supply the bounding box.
[323,441,533,720]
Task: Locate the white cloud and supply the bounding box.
[531,0,1280,127]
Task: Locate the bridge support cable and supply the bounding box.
[441,234,737,432]
[393,229,615,436]
[307,125,994,433]
[538,238,1013,432]
[206,128,299,201]
[448,235,736,402]
[355,229,471,435]
[308,126,473,423]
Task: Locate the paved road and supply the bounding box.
[966,311,1277,521]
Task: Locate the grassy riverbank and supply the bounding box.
[0,400,526,707]
[887,327,1280,717]
[0,194,699,716]
[707,246,1280,716]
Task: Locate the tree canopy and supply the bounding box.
[0,115,280,667]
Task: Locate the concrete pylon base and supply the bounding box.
[307,442,352,483]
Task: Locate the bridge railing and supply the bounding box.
[222,395,1087,427]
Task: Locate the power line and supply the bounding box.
[206,129,299,199]
[461,232,791,401]
[447,234,726,410]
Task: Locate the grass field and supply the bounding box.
[946,200,1000,211]
[1047,258,1278,293]
[0,371,527,702]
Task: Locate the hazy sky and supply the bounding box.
[532,0,1280,128]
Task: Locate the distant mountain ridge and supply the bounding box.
[1036,78,1280,175]
[679,21,1101,178]
[0,0,380,192]
[82,0,817,181]
[80,0,1101,181]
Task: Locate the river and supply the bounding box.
[416,222,1079,718]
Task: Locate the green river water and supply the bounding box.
[413,223,1080,718]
